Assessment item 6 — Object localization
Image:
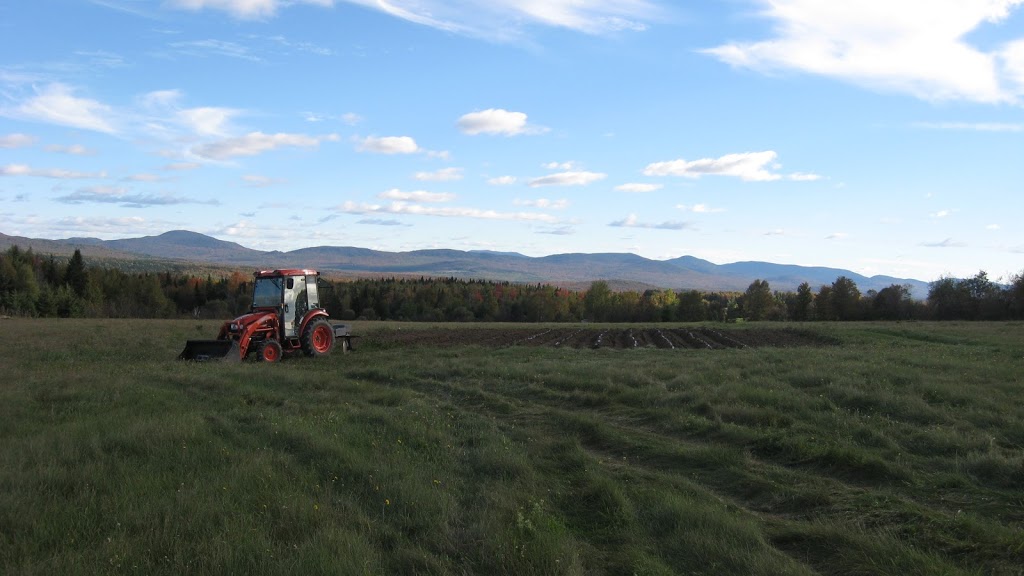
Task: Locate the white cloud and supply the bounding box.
[242,174,284,187]
[378,189,455,203]
[543,161,576,170]
[45,144,95,155]
[337,200,559,223]
[677,203,725,213]
[3,83,117,133]
[514,198,570,209]
[140,89,183,109]
[178,107,239,137]
[488,175,517,185]
[645,151,782,181]
[0,133,36,148]
[528,170,607,187]
[164,162,201,171]
[643,151,818,182]
[1,163,106,179]
[1002,38,1024,90]
[986,223,1002,230]
[457,109,546,135]
[825,232,849,240]
[930,209,955,218]
[124,173,165,182]
[193,131,337,160]
[615,183,662,193]
[788,172,822,181]
[609,214,691,230]
[704,0,1024,103]
[356,135,421,154]
[414,167,463,182]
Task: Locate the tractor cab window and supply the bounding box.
[252,277,284,308]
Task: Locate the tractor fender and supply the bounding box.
[298,309,330,335]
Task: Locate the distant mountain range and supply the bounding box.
[0,229,932,296]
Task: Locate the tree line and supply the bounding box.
[2,246,1022,322]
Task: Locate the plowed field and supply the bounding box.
[368,326,836,349]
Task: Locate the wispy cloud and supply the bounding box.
[414,167,463,182]
[644,151,816,182]
[123,173,166,182]
[0,133,36,148]
[609,214,691,230]
[677,203,725,214]
[703,1,1024,104]
[825,232,849,240]
[337,200,559,223]
[242,174,285,187]
[922,238,967,248]
[169,39,261,61]
[378,189,455,203]
[45,144,95,155]
[167,0,660,39]
[56,186,219,208]
[539,225,575,235]
[357,218,410,226]
[193,131,338,160]
[916,121,1024,132]
[1,83,117,133]
[163,162,201,171]
[1,163,106,179]
[528,170,607,187]
[488,175,517,185]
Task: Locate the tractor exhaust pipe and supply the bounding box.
[178,340,241,362]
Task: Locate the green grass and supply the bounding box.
[1,319,1023,574]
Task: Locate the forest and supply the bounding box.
[1,246,1022,322]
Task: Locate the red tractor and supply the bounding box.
[179,269,353,362]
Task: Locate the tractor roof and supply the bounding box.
[254,269,319,278]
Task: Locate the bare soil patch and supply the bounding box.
[368,326,837,350]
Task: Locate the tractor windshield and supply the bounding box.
[252,277,284,308]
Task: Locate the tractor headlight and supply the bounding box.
[230,323,240,331]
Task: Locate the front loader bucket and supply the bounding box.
[178,340,241,362]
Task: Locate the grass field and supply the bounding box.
[1,319,1022,575]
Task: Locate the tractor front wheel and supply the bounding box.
[302,318,334,357]
[258,340,283,362]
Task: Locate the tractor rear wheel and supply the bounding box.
[258,340,283,362]
[302,318,334,357]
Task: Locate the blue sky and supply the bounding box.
[2,0,1023,283]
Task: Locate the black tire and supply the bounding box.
[257,339,283,362]
[301,318,334,357]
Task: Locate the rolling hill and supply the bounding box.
[1,230,932,296]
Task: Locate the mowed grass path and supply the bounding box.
[1,319,1022,575]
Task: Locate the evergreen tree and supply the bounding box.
[65,249,89,298]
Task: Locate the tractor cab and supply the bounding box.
[252,269,320,338]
